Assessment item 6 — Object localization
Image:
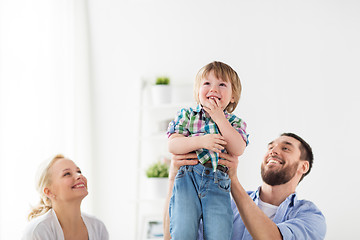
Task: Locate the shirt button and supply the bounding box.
[205,170,210,175]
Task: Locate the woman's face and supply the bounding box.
[46,158,88,203]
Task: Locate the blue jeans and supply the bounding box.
[169,164,233,240]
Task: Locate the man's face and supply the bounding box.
[261,136,302,186]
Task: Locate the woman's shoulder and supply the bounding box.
[22,210,61,239]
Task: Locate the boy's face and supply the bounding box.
[198,71,234,110]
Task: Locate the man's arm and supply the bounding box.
[218,153,283,240]
[163,153,198,240]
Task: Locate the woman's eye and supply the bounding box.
[64,172,70,176]
[77,170,82,174]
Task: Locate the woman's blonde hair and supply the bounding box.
[28,154,65,220]
[194,61,242,113]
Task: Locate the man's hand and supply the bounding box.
[201,134,227,153]
[169,153,198,180]
[218,152,239,179]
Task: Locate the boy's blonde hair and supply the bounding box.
[28,154,65,220]
[194,61,242,113]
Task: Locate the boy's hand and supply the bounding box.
[202,97,225,122]
[201,134,227,153]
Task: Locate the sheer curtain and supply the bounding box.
[0,0,92,238]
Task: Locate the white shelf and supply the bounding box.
[135,81,193,240]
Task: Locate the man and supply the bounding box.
[163,133,326,240]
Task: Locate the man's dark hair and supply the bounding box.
[281,133,313,182]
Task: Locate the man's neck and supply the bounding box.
[259,182,296,206]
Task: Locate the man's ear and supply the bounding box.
[300,161,310,175]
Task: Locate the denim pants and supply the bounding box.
[169,163,233,240]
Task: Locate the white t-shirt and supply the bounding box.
[22,209,109,240]
[258,198,278,220]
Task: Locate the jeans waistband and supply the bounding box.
[203,161,228,173]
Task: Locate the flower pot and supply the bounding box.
[145,177,168,199]
[151,85,171,105]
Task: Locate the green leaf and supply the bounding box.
[155,76,170,85]
[146,161,169,178]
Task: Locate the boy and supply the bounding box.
[167,61,249,239]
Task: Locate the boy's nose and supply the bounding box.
[210,85,218,92]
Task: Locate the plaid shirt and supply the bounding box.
[167,105,249,171]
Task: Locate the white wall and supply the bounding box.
[87,0,360,239]
[0,1,94,239]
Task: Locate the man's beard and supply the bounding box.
[261,161,299,186]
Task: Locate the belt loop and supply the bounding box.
[201,165,206,177]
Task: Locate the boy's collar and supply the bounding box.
[194,104,203,113]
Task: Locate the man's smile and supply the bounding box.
[266,156,284,166]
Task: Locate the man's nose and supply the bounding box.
[269,146,279,155]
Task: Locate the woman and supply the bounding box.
[22,154,109,240]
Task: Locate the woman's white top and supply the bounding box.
[22,209,109,240]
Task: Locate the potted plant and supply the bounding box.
[145,160,169,199]
[155,76,170,85]
[146,161,169,178]
[151,76,171,105]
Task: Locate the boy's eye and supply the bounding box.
[219,83,227,87]
[203,81,210,85]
